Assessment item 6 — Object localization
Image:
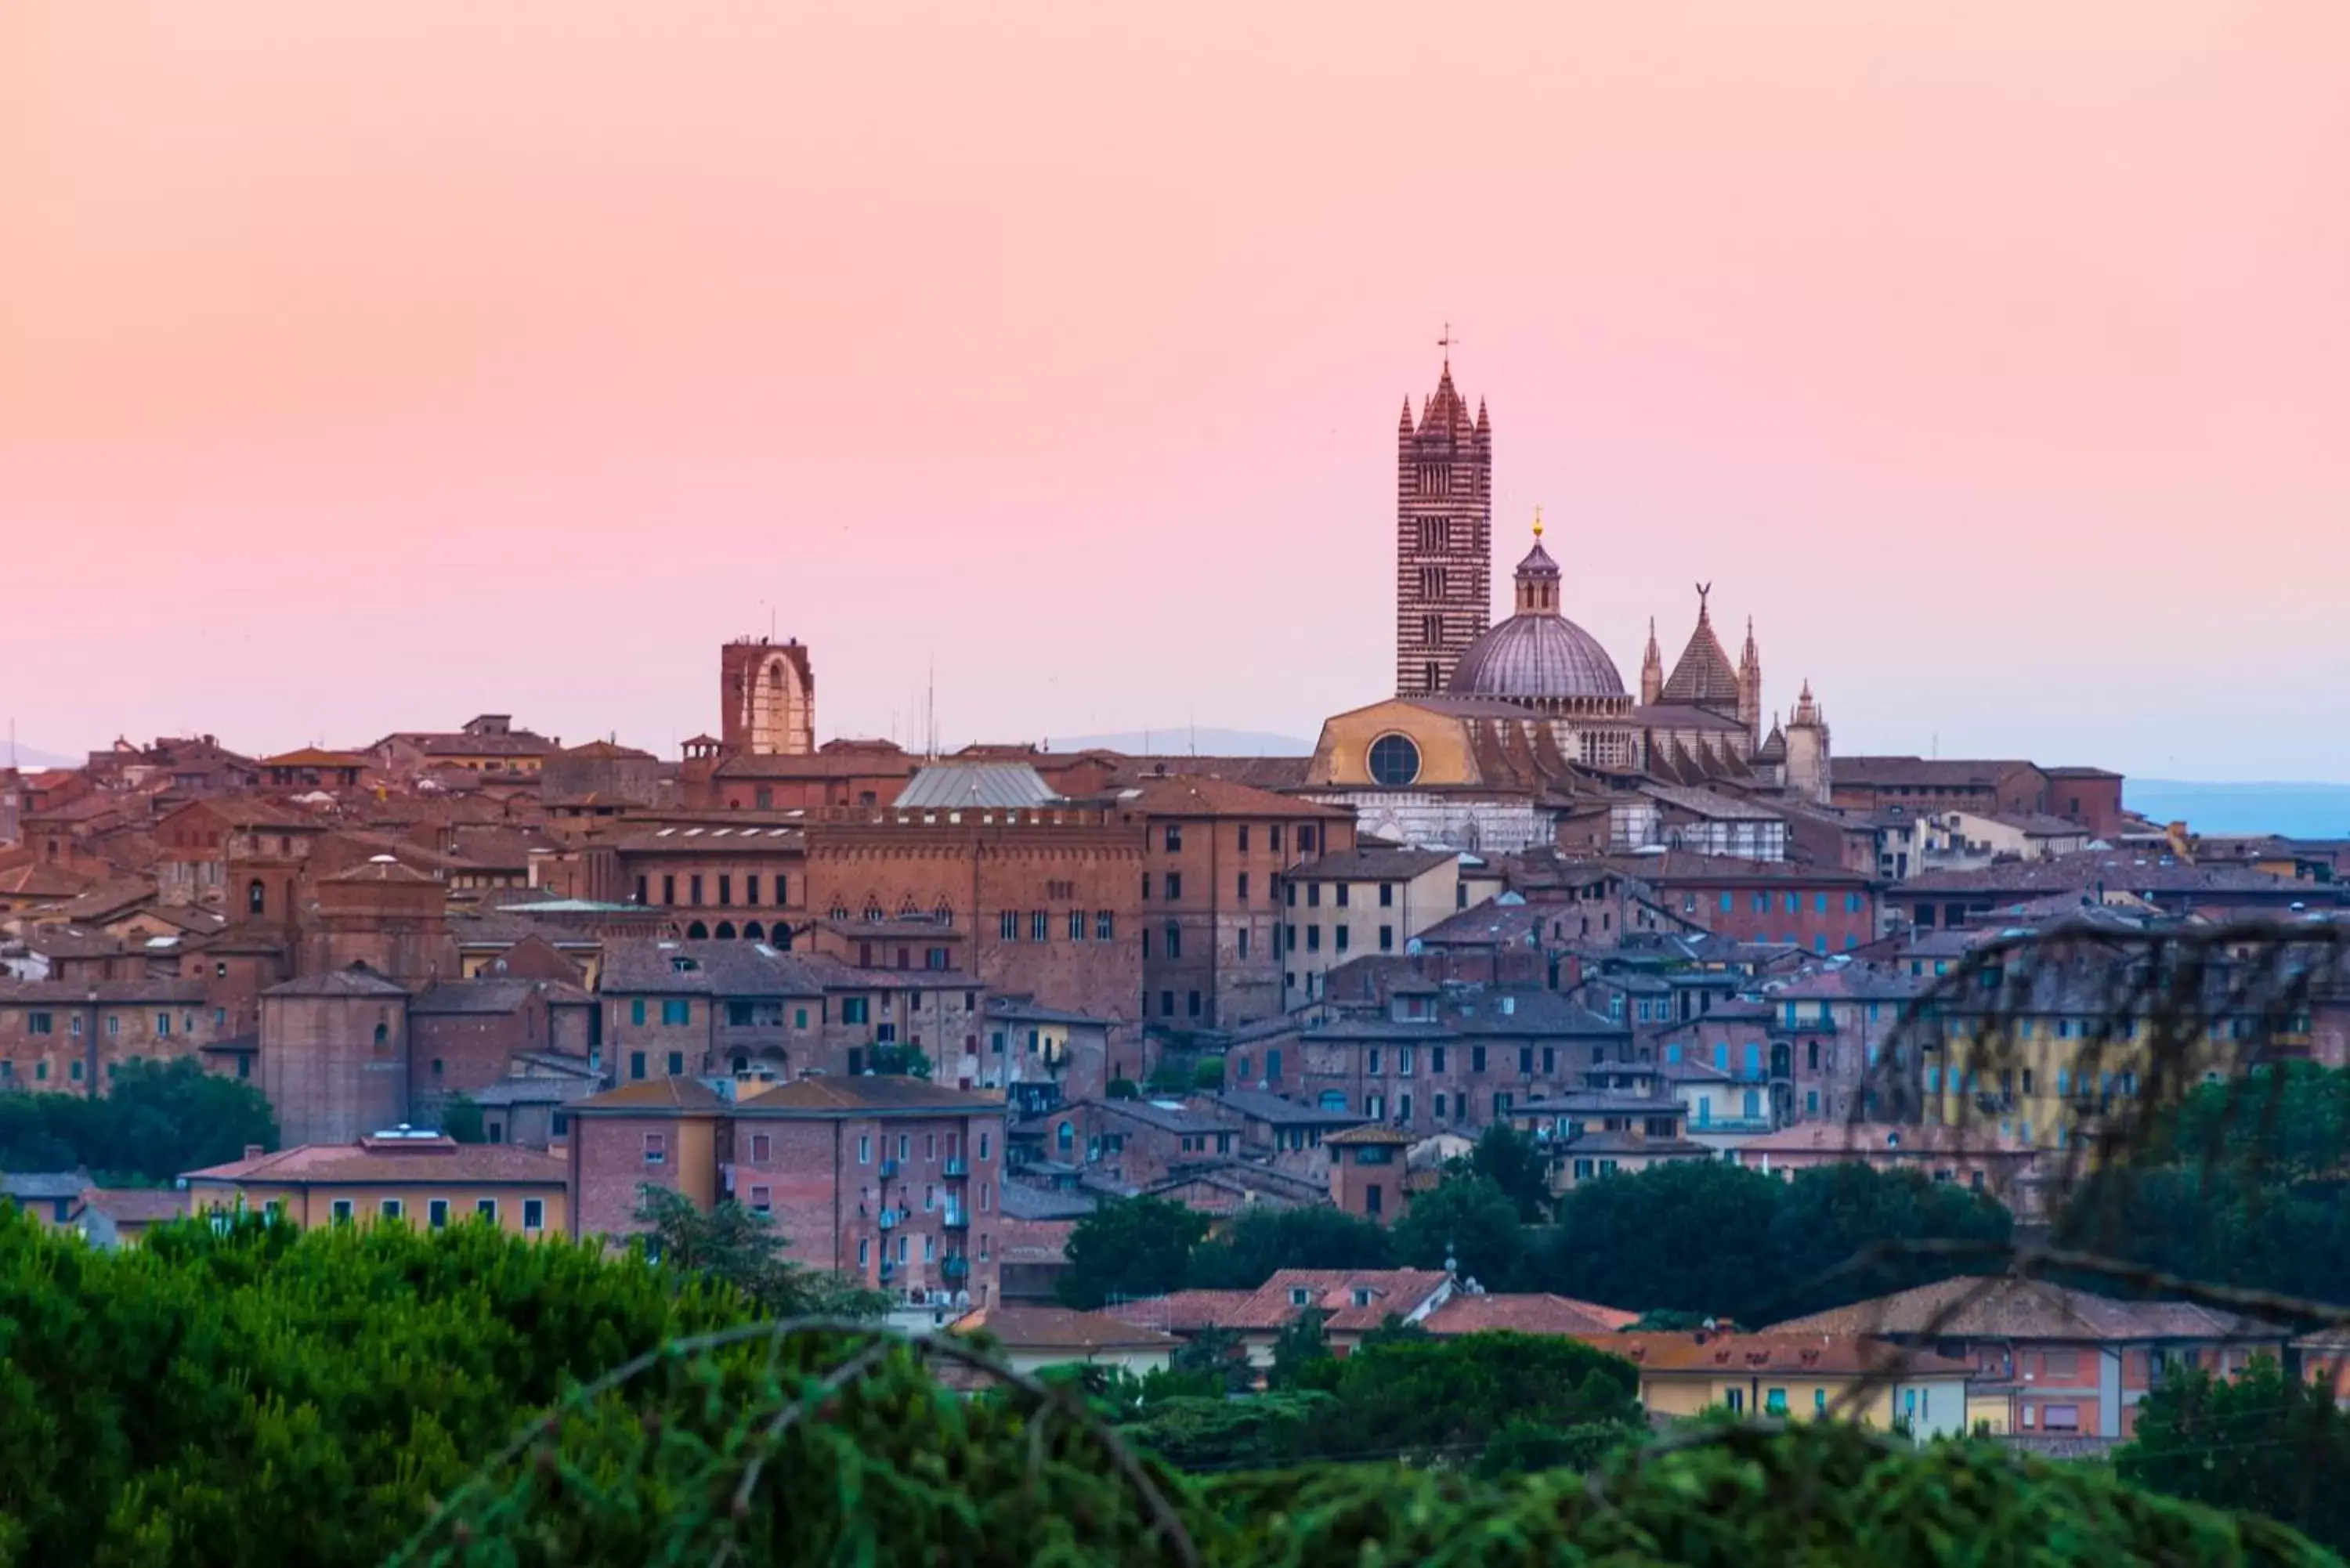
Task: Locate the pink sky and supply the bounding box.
[5,2,2345,778]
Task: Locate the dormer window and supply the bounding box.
[1289,1286,1311,1307]
[1351,1287,1374,1308]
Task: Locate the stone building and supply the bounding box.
[1394,349,1493,699]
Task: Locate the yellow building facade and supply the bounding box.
[183,1131,569,1237]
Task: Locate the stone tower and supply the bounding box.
[1640,619,1664,707]
[1394,349,1491,698]
[1784,680,1832,806]
[720,638,815,757]
[1738,618,1764,750]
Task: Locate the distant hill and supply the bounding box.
[2126,780,2350,839]
[2,742,78,771]
[1044,728,1312,758]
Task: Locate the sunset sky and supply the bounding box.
[5,3,2345,778]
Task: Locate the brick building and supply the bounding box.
[802,806,1144,1048]
[1279,984,1633,1136]
[259,965,412,1147]
[1769,1276,2287,1442]
[407,976,597,1112]
[154,797,327,909]
[1008,1096,1240,1190]
[1613,853,1878,953]
[567,1074,1010,1311]
[1117,775,1354,1029]
[0,977,214,1093]
[592,819,805,941]
[598,938,985,1087]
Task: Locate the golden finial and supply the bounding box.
[1531,505,1544,539]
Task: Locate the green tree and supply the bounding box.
[2120,1357,2350,1554]
[1186,1205,1394,1289]
[1759,1162,2011,1322]
[54,1057,278,1183]
[1169,1324,1256,1393]
[1055,1196,1209,1310]
[631,1185,886,1318]
[1462,1123,1554,1221]
[438,1093,486,1144]
[1114,1390,1332,1472]
[1537,1158,1785,1319]
[1390,1174,1527,1290]
[1300,1330,1644,1467]
[866,1042,931,1078]
[1267,1308,1338,1393]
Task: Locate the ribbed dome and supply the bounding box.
[1448,612,1627,703]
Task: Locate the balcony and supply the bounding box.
[942,1157,969,1180]
[941,1208,968,1230]
[877,1208,901,1230]
[941,1253,969,1281]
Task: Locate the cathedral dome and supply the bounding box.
[1447,612,1627,703]
[1445,515,1628,706]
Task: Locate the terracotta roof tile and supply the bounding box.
[1423,1292,1638,1336]
[951,1304,1178,1353]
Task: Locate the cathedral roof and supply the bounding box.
[1448,613,1626,704]
[1754,721,1788,765]
[1660,592,1743,710]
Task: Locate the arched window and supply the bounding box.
[1163,920,1182,961]
[898,894,920,919]
[743,921,765,941]
[933,898,953,927]
[686,921,710,939]
[1742,1089,1761,1121]
[247,880,266,916]
[829,903,849,923]
[372,1023,388,1047]
[714,921,737,941]
[772,925,794,952]
[1056,1120,1075,1152]
[862,900,884,924]
[1743,1042,1762,1079]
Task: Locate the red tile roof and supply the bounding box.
[1116,775,1347,820]
[951,1304,1178,1354]
[1587,1331,1976,1378]
[1422,1292,1638,1336]
[1765,1276,2289,1344]
[183,1140,566,1187]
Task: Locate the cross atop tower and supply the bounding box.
[1437,322,1459,367]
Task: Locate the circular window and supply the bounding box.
[1368,733,1422,787]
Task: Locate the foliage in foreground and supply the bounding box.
[403,1340,2339,1567]
[0,1199,2327,1566]
[2123,1357,2350,1556]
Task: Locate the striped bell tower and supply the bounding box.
[1395,334,1492,697]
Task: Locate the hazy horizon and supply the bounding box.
[6,3,2345,779]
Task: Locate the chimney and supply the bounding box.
[242,1143,264,1162]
